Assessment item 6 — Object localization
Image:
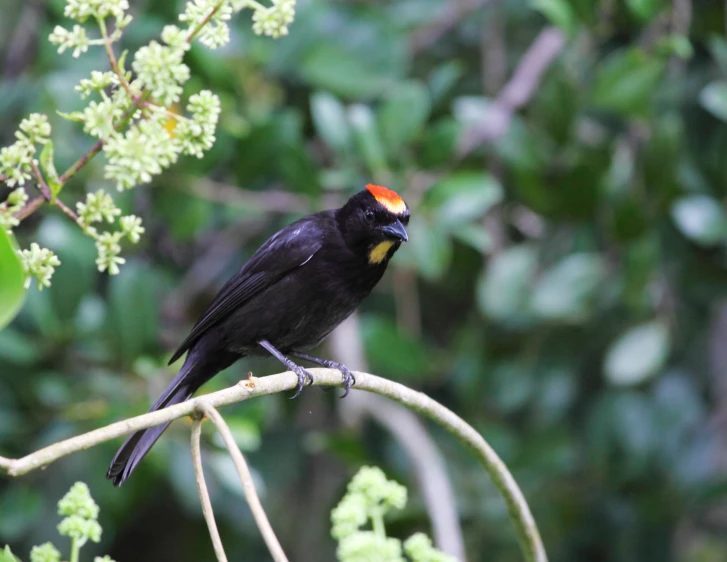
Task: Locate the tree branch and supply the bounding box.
[457,26,566,157]
[201,403,289,562]
[191,418,229,562]
[330,316,465,560]
[409,0,492,54]
[0,370,547,562]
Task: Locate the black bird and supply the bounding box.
[107,184,410,486]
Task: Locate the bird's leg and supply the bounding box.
[258,340,314,399]
[290,351,356,398]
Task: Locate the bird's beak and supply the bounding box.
[381,219,408,242]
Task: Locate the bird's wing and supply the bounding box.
[168,216,325,365]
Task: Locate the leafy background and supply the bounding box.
[2,0,727,561]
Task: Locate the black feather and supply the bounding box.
[108,188,409,485]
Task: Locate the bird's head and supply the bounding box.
[338,184,410,264]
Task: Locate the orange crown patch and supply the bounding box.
[366,184,407,215]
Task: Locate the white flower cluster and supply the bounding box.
[104,116,181,190]
[0,0,301,291]
[0,113,51,187]
[251,0,296,39]
[49,0,132,59]
[48,25,90,58]
[0,188,29,233]
[18,243,62,290]
[76,190,145,274]
[174,90,222,157]
[64,0,130,22]
[75,70,115,99]
[132,41,190,106]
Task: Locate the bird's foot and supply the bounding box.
[289,363,315,400]
[319,360,355,398]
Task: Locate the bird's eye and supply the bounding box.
[400,215,410,226]
[365,210,375,222]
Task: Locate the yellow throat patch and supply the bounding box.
[368,241,394,264]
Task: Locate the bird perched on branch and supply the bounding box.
[107,184,410,486]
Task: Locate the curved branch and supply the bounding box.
[0,370,547,562]
[201,404,289,562]
[191,418,228,562]
[330,316,465,559]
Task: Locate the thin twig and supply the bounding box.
[98,17,137,101]
[187,1,225,43]
[0,370,546,562]
[13,195,45,220]
[57,91,149,185]
[201,403,289,562]
[189,179,312,214]
[31,161,79,223]
[191,418,229,562]
[409,0,492,54]
[330,316,465,560]
[458,27,566,157]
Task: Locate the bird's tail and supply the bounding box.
[106,346,238,486]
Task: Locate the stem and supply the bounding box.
[97,17,136,100]
[13,1,221,194]
[191,418,229,562]
[31,161,79,223]
[186,1,226,43]
[13,195,45,220]
[371,511,385,539]
[201,404,289,562]
[0,370,548,562]
[69,537,80,562]
[58,90,151,185]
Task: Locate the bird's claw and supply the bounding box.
[319,361,355,398]
[289,365,315,400]
[337,365,356,398]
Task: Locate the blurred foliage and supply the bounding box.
[2,0,727,561]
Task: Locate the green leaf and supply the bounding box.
[347,104,389,178]
[39,140,63,200]
[531,0,576,35]
[530,253,606,322]
[0,485,42,541]
[625,0,666,20]
[56,110,85,122]
[212,417,261,451]
[708,36,727,75]
[36,217,96,321]
[591,49,665,117]
[0,229,26,330]
[0,329,40,366]
[378,81,431,154]
[0,545,19,562]
[361,315,431,380]
[299,40,405,99]
[671,195,727,246]
[452,224,491,253]
[699,81,727,122]
[477,245,538,323]
[117,49,129,74]
[398,218,452,281]
[426,172,503,230]
[311,91,352,154]
[604,321,670,386]
[107,262,159,361]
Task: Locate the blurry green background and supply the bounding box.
[2,0,727,560]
